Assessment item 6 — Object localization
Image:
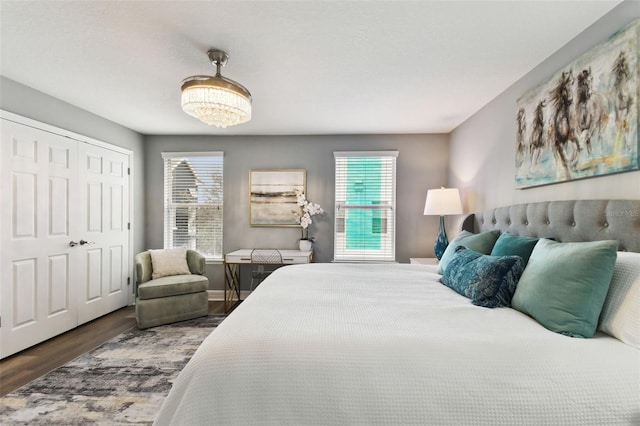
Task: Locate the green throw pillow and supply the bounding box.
[511,239,618,338]
[490,233,539,266]
[437,230,500,275]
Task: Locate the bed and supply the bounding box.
[155,200,640,425]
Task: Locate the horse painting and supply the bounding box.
[515,19,638,189]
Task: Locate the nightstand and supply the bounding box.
[409,258,439,265]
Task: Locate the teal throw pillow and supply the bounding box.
[490,233,539,266]
[437,230,500,275]
[440,246,525,308]
[511,239,618,338]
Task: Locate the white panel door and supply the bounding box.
[1,115,132,358]
[76,143,130,324]
[1,120,79,357]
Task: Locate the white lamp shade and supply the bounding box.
[424,188,463,216]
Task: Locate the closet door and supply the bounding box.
[1,116,132,358]
[76,143,130,324]
[0,120,80,357]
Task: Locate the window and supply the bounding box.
[334,151,398,262]
[162,152,223,261]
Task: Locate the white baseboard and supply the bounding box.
[207,290,252,301]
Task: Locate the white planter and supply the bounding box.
[299,239,313,251]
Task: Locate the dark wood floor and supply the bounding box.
[0,301,226,397]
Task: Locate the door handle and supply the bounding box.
[69,241,78,247]
[79,240,95,245]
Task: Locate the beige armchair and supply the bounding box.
[134,249,209,329]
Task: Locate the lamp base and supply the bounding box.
[434,215,449,260]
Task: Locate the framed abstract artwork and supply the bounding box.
[249,169,306,226]
[515,19,639,188]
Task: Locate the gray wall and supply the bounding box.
[145,134,449,290]
[449,1,640,216]
[0,76,146,258]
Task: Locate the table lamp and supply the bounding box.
[424,187,463,259]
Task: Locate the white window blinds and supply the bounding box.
[162,152,224,261]
[334,151,398,262]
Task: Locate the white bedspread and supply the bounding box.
[155,263,640,425]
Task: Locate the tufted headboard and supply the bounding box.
[461,199,640,253]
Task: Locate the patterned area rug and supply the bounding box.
[0,315,225,425]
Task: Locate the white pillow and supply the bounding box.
[150,248,191,279]
[598,251,640,348]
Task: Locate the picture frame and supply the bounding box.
[249,169,306,226]
[515,19,639,188]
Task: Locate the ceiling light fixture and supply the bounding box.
[181,49,252,128]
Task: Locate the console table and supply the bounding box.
[224,249,313,312]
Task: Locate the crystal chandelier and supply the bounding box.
[181,49,252,128]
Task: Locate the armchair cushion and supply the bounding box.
[150,248,191,279]
[137,274,208,300]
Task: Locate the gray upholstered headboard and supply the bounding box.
[461,199,640,253]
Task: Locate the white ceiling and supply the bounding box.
[0,1,622,136]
